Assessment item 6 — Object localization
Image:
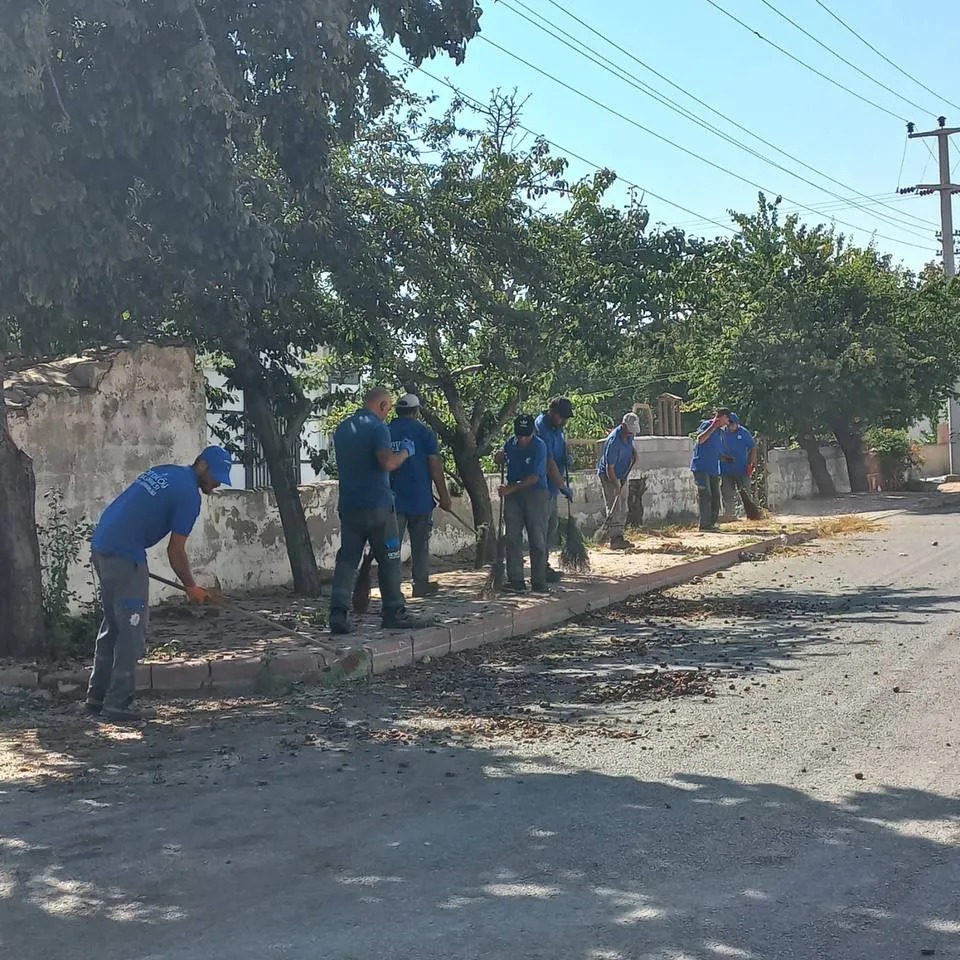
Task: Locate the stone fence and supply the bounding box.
[5,343,850,603]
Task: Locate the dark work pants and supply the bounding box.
[330,506,405,620]
[721,474,757,519]
[87,552,149,711]
[693,472,721,529]
[504,487,550,588]
[397,512,433,586]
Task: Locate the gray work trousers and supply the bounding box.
[721,474,756,519]
[87,552,149,711]
[504,487,550,588]
[693,472,722,529]
[397,512,433,586]
[330,506,405,620]
[601,475,629,540]
[545,495,559,565]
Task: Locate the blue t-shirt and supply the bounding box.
[334,409,394,510]
[597,427,635,482]
[389,417,439,515]
[91,465,202,563]
[504,436,548,489]
[720,426,756,476]
[534,412,567,496]
[690,420,724,476]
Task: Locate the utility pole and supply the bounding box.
[901,116,960,472]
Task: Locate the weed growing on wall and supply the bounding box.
[37,491,101,659]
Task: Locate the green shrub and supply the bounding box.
[865,427,923,491]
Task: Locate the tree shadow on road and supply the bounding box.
[1,733,958,960]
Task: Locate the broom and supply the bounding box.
[352,548,375,614]
[481,466,507,597]
[739,483,764,521]
[559,470,590,573]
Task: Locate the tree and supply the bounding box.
[674,196,960,492]
[327,95,657,551]
[0,1,481,635]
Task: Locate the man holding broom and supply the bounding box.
[719,413,761,521]
[329,387,430,635]
[496,414,551,594]
[535,397,575,582]
[388,393,453,597]
[597,412,641,549]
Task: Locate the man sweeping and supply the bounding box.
[388,394,453,597]
[535,397,574,582]
[86,445,232,723]
[691,408,731,532]
[719,413,760,520]
[496,414,551,594]
[597,412,641,549]
[329,387,429,635]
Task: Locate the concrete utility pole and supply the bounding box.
[902,117,960,471]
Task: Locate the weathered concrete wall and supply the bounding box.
[8,344,848,603]
[766,446,850,506]
[7,344,207,603]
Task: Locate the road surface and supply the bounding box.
[2,503,959,959]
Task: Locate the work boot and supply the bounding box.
[412,581,440,599]
[545,567,561,584]
[609,536,633,550]
[382,608,433,631]
[84,698,103,716]
[330,611,353,636]
[100,705,153,725]
[499,581,527,595]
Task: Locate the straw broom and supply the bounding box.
[481,466,507,597]
[351,548,375,614]
[559,471,590,573]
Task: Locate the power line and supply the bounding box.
[756,0,938,117]
[700,0,909,123]
[476,35,936,251]
[811,0,960,114]
[514,0,936,235]
[383,49,736,234]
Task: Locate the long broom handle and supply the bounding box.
[596,478,628,536]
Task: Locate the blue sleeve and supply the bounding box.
[424,426,439,457]
[743,429,756,449]
[171,491,201,538]
[530,439,547,475]
[600,433,617,464]
[374,421,391,451]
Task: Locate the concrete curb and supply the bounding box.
[0,532,813,695]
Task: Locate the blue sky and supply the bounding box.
[402,0,957,271]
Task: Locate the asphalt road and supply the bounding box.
[2,503,959,960]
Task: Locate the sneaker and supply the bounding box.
[412,582,440,599]
[699,525,719,532]
[84,698,103,716]
[382,609,432,631]
[545,567,561,583]
[330,612,353,636]
[499,581,527,595]
[530,583,552,595]
[609,536,633,550]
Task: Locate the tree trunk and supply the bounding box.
[798,434,837,497]
[0,359,47,657]
[243,386,323,596]
[830,419,869,493]
[449,434,495,567]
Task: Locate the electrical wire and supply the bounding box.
[700,0,908,122]
[476,35,936,251]
[812,0,960,114]
[756,0,938,117]
[384,49,736,234]
[507,0,936,235]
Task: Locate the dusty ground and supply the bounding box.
[1,496,958,959]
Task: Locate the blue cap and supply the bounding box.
[199,445,233,486]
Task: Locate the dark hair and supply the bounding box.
[397,406,417,417]
[548,396,575,418]
[715,406,732,418]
